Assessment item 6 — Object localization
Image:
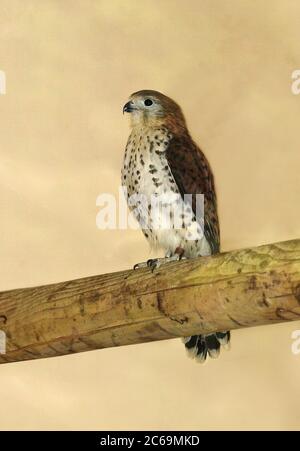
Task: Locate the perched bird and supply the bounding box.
[122,90,230,362]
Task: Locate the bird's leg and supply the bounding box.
[134,247,185,272]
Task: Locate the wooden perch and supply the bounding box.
[0,239,299,364]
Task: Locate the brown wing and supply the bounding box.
[166,134,220,254]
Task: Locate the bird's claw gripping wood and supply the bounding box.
[133,255,184,272]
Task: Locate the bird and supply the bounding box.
[121,90,230,362]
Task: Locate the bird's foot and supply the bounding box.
[134,254,185,272]
[133,261,148,270]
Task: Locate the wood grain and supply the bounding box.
[0,239,299,364]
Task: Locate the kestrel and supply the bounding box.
[122,90,230,362]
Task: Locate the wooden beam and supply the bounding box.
[0,239,299,364]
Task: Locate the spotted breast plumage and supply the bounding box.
[121,90,230,362]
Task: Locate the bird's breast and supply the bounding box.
[121,127,173,198]
[121,127,210,257]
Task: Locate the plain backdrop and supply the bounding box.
[0,0,300,430]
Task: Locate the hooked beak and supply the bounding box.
[123,101,135,114]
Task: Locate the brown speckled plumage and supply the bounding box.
[122,90,230,362]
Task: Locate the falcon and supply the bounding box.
[122,90,230,362]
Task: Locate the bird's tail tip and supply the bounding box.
[182,331,231,363]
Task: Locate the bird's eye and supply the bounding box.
[144,99,153,107]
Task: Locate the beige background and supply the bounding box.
[0,0,300,430]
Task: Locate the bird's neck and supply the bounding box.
[130,116,186,137]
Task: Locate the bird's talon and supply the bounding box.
[146,259,161,272]
[133,262,148,270]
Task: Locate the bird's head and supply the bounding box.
[123,90,187,134]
